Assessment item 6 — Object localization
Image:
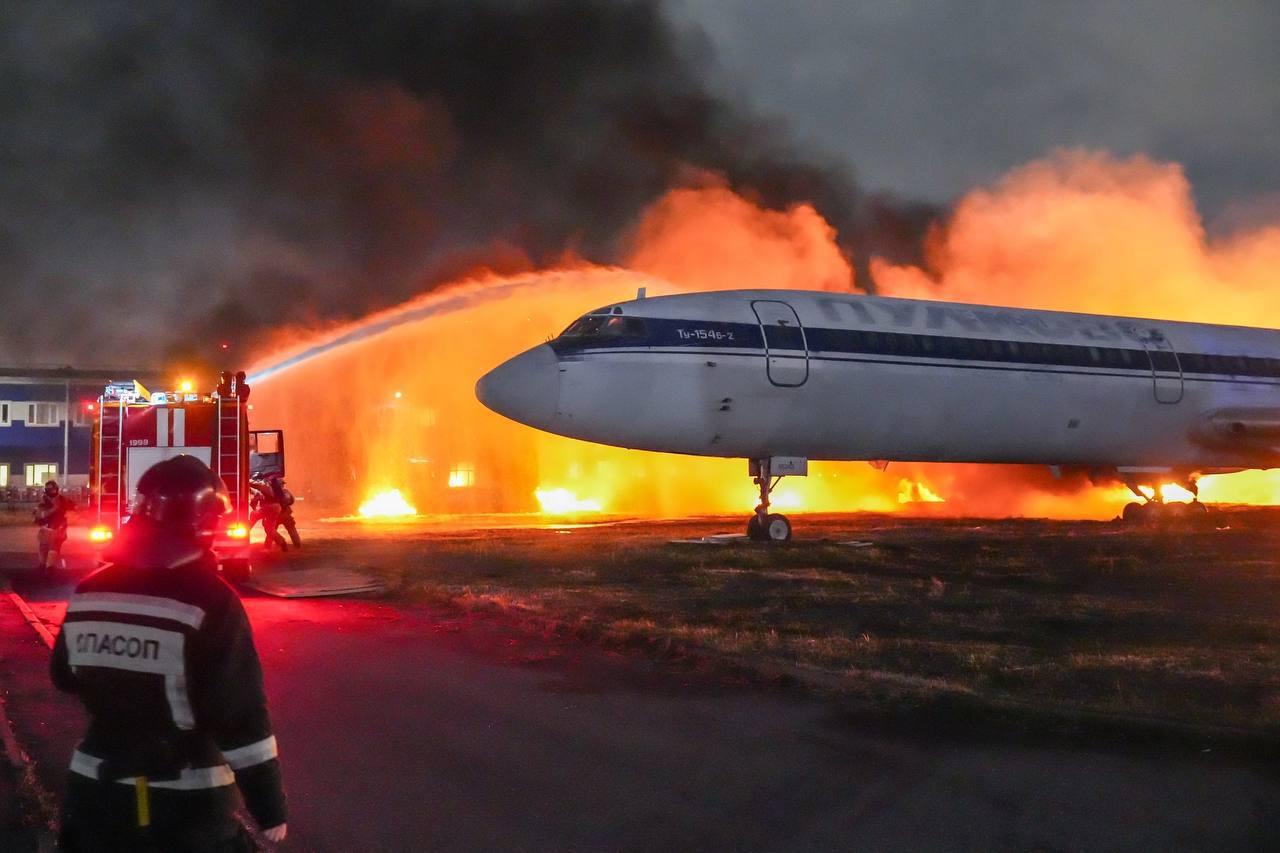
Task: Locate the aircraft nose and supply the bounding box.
[476,344,560,429]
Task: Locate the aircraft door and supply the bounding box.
[1137,329,1184,404]
[751,300,809,387]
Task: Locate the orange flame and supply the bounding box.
[247,156,1280,520]
[358,489,418,518]
[898,479,946,504]
[535,488,603,514]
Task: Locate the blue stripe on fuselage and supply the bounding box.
[549,317,1280,381]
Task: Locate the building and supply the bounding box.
[0,367,164,497]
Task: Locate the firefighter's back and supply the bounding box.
[51,456,286,852]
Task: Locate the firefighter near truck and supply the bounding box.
[87,378,285,582]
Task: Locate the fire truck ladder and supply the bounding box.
[216,396,242,515]
[98,398,126,526]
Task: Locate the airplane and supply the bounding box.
[476,289,1280,541]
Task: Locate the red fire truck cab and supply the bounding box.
[88,380,285,583]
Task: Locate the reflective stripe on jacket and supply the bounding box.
[51,537,286,828]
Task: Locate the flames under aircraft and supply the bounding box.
[247,153,1280,520]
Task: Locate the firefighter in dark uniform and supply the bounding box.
[248,478,289,552]
[34,479,76,570]
[50,456,287,851]
[267,474,301,549]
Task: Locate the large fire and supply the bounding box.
[535,488,604,515]
[248,156,1280,520]
[358,489,418,519]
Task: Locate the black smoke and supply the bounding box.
[0,0,935,368]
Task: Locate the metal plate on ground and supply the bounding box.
[668,533,749,545]
[244,568,387,598]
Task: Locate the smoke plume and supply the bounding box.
[0,0,930,367]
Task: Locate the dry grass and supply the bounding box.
[288,511,1280,739]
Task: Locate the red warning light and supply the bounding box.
[220,342,231,351]
[84,402,96,412]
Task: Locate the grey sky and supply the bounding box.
[671,0,1280,221]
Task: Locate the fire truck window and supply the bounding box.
[253,432,281,454]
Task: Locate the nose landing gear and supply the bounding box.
[746,457,797,542]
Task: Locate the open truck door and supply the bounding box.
[249,429,286,479]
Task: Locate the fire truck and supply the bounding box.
[88,379,285,582]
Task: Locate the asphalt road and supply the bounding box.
[3,523,1280,851]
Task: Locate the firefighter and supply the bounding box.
[249,478,288,552]
[51,456,287,852]
[34,479,76,571]
[267,474,301,549]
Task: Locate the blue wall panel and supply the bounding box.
[0,381,104,478]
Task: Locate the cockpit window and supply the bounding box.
[559,314,647,340]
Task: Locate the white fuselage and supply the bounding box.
[476,290,1280,475]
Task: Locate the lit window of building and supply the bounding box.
[26,402,63,427]
[26,463,58,486]
[447,464,475,488]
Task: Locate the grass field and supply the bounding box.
[286,511,1280,744]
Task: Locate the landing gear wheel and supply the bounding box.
[764,514,792,542]
[1122,502,1148,523]
[746,515,765,540]
[222,558,252,584]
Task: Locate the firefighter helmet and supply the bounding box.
[132,456,231,540]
